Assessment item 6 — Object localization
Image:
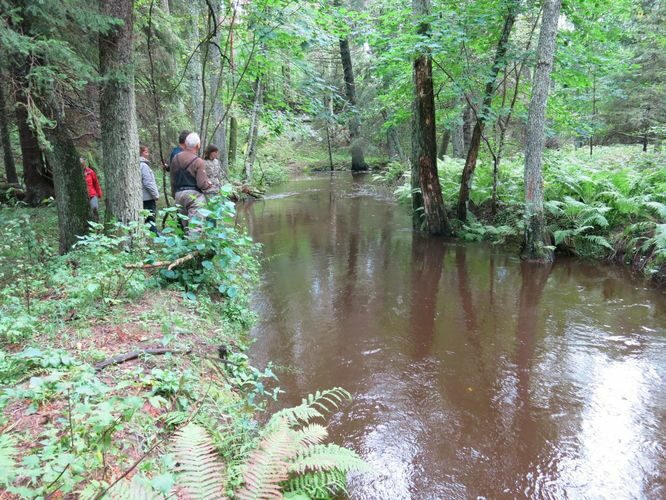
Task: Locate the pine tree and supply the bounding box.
[99,0,141,224]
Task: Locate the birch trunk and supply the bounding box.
[243,77,263,180]
[457,1,518,220]
[522,0,561,262]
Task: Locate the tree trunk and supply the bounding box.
[412,0,451,235]
[589,69,596,155]
[437,129,450,160]
[204,4,228,174]
[642,131,648,152]
[188,2,204,133]
[491,154,500,216]
[457,1,518,221]
[43,100,90,253]
[243,77,263,180]
[462,103,474,154]
[522,0,561,263]
[326,125,334,171]
[99,0,141,224]
[382,109,405,162]
[387,125,405,162]
[451,121,465,158]
[338,37,367,171]
[0,81,18,185]
[228,115,237,166]
[14,82,54,205]
[208,64,228,175]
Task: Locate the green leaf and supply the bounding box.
[150,473,175,495]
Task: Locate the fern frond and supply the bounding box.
[625,221,656,235]
[108,476,159,500]
[643,201,666,220]
[284,470,348,499]
[293,424,328,452]
[161,410,190,428]
[289,444,368,475]
[172,423,227,499]
[273,388,351,426]
[237,419,298,500]
[581,235,614,251]
[573,225,594,235]
[0,434,17,486]
[553,229,574,245]
[544,200,564,216]
[580,211,609,228]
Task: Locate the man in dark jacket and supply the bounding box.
[168,130,191,165]
[170,132,212,232]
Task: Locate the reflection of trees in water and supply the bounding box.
[511,261,553,489]
[409,234,446,360]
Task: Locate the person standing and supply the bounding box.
[169,130,191,165]
[203,144,225,195]
[82,158,102,222]
[170,132,212,232]
[140,144,160,235]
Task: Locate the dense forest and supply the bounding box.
[0,0,664,498]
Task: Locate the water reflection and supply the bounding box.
[242,174,666,499]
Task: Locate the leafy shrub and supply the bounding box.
[150,190,257,300]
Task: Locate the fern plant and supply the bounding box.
[108,476,159,500]
[0,434,17,487]
[238,388,368,500]
[545,197,614,257]
[172,422,227,499]
[109,388,367,500]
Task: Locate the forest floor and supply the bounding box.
[0,201,281,497]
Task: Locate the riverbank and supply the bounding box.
[0,195,365,498]
[370,145,666,286]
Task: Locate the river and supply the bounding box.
[239,173,665,499]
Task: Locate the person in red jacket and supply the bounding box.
[82,158,102,222]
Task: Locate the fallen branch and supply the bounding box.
[94,344,237,371]
[125,252,199,270]
[94,348,191,371]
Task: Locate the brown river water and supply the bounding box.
[239,173,666,499]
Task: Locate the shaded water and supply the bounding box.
[240,174,666,499]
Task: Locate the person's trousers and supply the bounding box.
[89,196,99,222]
[143,199,158,235]
[174,190,205,232]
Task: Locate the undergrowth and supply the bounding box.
[0,188,365,498]
[376,145,666,281]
